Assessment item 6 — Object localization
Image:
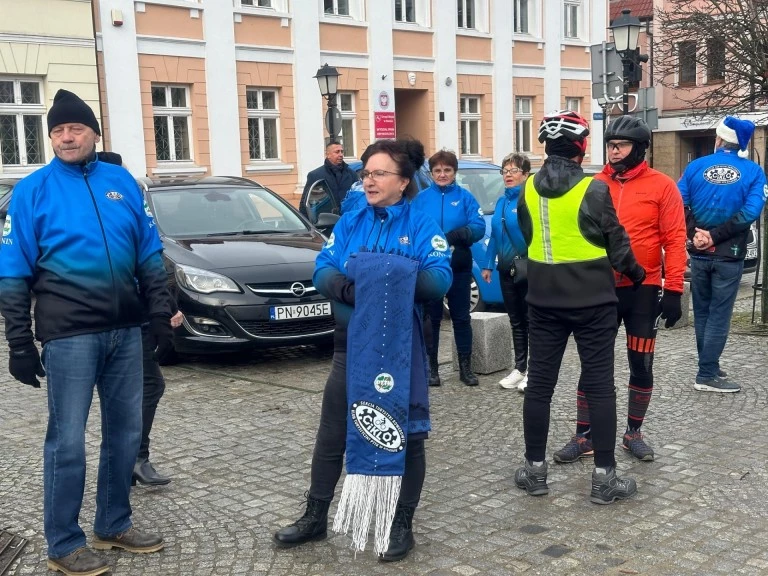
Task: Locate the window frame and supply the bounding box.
[459,95,482,157]
[151,84,193,163]
[514,0,529,34]
[678,40,698,86]
[514,96,533,154]
[324,0,350,17]
[246,88,281,162]
[706,38,725,84]
[563,1,580,40]
[337,91,356,159]
[0,77,46,170]
[240,0,272,7]
[565,97,581,113]
[394,0,416,23]
[457,0,475,30]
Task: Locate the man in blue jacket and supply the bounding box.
[678,116,767,393]
[0,90,173,575]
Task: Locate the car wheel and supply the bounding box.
[443,278,485,316]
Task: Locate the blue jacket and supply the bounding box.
[314,200,452,342]
[678,148,767,260]
[483,186,527,271]
[409,181,485,271]
[340,181,367,214]
[0,156,172,344]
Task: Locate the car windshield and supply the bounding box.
[455,168,505,214]
[0,183,14,198]
[148,186,309,237]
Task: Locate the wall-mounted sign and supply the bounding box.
[374,111,396,139]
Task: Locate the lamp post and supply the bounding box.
[314,63,342,145]
[610,9,642,116]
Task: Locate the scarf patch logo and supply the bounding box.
[399,236,410,245]
[703,165,740,185]
[351,401,404,452]
[431,235,448,251]
[374,373,394,393]
[2,215,11,237]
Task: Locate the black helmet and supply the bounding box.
[604,116,651,144]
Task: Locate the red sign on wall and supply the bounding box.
[374,111,396,139]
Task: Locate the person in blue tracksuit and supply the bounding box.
[678,115,767,393]
[481,153,531,392]
[410,150,486,386]
[274,138,452,562]
[0,90,172,575]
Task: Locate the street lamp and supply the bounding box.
[314,63,342,143]
[610,9,642,115]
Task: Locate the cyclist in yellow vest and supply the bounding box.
[513,110,646,505]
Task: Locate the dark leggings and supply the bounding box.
[426,269,473,356]
[309,351,426,506]
[499,272,529,372]
[139,323,166,460]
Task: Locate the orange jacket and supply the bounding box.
[596,162,687,293]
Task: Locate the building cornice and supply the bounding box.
[0,33,94,48]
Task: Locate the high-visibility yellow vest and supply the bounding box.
[525,176,607,264]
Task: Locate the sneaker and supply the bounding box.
[47,548,109,576]
[517,373,528,393]
[622,430,654,461]
[717,369,727,378]
[693,375,740,393]
[590,466,637,505]
[92,527,164,554]
[514,460,549,496]
[553,434,594,463]
[499,369,526,389]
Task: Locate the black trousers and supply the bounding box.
[139,323,166,460]
[524,303,619,468]
[426,269,473,356]
[309,351,426,507]
[499,272,529,372]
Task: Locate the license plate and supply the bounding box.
[747,247,758,260]
[270,302,331,320]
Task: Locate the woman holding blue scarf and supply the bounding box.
[273,139,452,561]
[481,153,531,392]
[410,150,486,387]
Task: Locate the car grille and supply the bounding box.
[237,317,335,338]
[246,280,318,297]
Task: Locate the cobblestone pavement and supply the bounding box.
[2,278,768,575]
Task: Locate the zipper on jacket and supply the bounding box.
[440,191,445,230]
[615,180,626,284]
[83,170,119,323]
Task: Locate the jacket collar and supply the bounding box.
[601,160,648,182]
[433,180,459,194]
[504,185,522,202]
[51,154,99,177]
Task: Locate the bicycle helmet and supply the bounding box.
[538,110,590,143]
[604,116,651,144]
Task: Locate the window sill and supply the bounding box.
[457,28,491,39]
[319,16,367,27]
[677,82,697,88]
[153,164,207,175]
[0,165,41,176]
[705,79,725,86]
[136,0,202,10]
[234,6,290,19]
[245,162,294,173]
[561,39,590,48]
[512,34,544,43]
[393,22,432,33]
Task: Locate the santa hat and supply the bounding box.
[716,116,754,158]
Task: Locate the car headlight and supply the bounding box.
[175,264,241,294]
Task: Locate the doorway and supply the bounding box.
[394,89,429,146]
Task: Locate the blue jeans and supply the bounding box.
[41,328,143,559]
[689,257,743,379]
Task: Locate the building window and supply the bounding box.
[514,0,529,33]
[706,39,725,83]
[678,41,697,86]
[246,88,279,161]
[241,0,272,6]
[395,0,415,23]
[563,1,580,39]
[338,92,356,158]
[324,0,350,16]
[515,97,532,154]
[457,0,475,29]
[152,85,192,162]
[565,97,581,113]
[459,95,481,156]
[0,78,45,168]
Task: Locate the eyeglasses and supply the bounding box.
[500,168,525,176]
[606,141,633,151]
[360,169,401,181]
[431,168,455,176]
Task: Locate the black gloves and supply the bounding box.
[149,315,175,360]
[632,268,646,291]
[660,290,683,328]
[9,340,45,388]
[445,227,471,247]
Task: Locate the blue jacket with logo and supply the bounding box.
[314,199,452,348]
[678,148,767,260]
[483,186,528,272]
[0,156,172,345]
[409,181,485,272]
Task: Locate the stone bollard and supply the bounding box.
[451,311,512,374]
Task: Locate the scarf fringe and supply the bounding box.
[332,474,402,555]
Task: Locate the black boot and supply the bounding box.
[458,354,479,386]
[273,493,330,547]
[428,353,441,387]
[379,504,415,562]
[132,458,171,486]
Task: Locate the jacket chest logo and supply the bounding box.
[106,191,123,201]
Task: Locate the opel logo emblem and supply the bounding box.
[290,282,306,297]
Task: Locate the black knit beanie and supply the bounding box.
[47,89,101,136]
